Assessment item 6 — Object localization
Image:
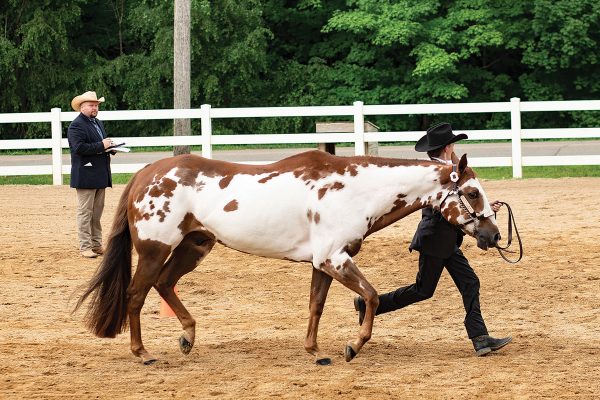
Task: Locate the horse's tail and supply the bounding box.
[73,177,136,338]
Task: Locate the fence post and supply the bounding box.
[51,107,63,185]
[510,97,523,178]
[201,104,212,159]
[353,101,366,156]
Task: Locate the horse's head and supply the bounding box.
[438,154,500,250]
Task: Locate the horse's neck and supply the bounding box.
[360,160,444,202]
[359,161,446,235]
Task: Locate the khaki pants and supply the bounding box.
[76,188,105,251]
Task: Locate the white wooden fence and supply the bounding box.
[1,98,599,185]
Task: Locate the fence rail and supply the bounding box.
[1,98,599,184]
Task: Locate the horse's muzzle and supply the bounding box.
[476,231,500,251]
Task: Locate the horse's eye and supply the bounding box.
[468,191,479,200]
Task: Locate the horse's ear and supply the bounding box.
[458,154,468,174]
[451,151,459,164]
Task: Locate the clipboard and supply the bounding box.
[105,142,131,153]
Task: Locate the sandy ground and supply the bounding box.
[1,177,599,399]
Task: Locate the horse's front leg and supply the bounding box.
[319,255,378,362]
[304,267,333,365]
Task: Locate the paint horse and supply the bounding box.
[75,150,500,365]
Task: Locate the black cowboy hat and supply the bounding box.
[414,122,468,152]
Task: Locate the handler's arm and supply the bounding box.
[68,122,106,155]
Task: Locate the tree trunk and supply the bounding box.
[173,0,191,155]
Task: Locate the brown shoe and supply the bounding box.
[81,249,98,258]
[92,247,104,255]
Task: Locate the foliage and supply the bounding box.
[0,0,599,139]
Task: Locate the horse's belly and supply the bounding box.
[224,240,312,262]
[204,216,313,261]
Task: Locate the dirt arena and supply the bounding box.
[1,177,599,399]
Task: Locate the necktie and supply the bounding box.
[92,119,103,140]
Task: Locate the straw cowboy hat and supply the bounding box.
[71,91,105,111]
[415,122,468,152]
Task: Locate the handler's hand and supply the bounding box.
[102,138,114,149]
[490,200,502,213]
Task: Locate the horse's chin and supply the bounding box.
[476,239,490,251]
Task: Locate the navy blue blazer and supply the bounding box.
[67,113,112,189]
[409,207,465,258]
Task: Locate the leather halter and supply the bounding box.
[441,164,523,264]
[441,164,493,226]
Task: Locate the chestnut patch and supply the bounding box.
[223,199,239,212]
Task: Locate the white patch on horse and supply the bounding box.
[458,178,497,231]
[307,164,441,267]
[134,168,196,246]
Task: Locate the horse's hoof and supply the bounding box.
[315,357,331,365]
[179,335,193,355]
[143,358,158,365]
[344,345,357,362]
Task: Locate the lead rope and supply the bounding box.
[495,201,523,263]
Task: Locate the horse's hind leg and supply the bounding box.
[128,242,171,365]
[154,231,215,356]
[304,267,333,365]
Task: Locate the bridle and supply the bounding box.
[440,164,493,227]
[440,164,523,264]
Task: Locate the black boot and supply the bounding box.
[472,335,512,356]
[353,296,365,326]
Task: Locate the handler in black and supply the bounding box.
[354,122,512,356]
[67,91,116,258]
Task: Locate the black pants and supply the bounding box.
[377,247,488,339]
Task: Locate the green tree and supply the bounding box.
[319,0,525,129]
[1,0,599,140]
[0,0,271,139]
[0,0,85,138]
[519,0,600,128]
[267,0,599,130]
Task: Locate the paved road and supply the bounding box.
[1,140,599,166]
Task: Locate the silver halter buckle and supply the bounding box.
[449,163,459,183]
[450,171,459,182]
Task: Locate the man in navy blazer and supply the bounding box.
[354,123,512,356]
[67,91,115,258]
